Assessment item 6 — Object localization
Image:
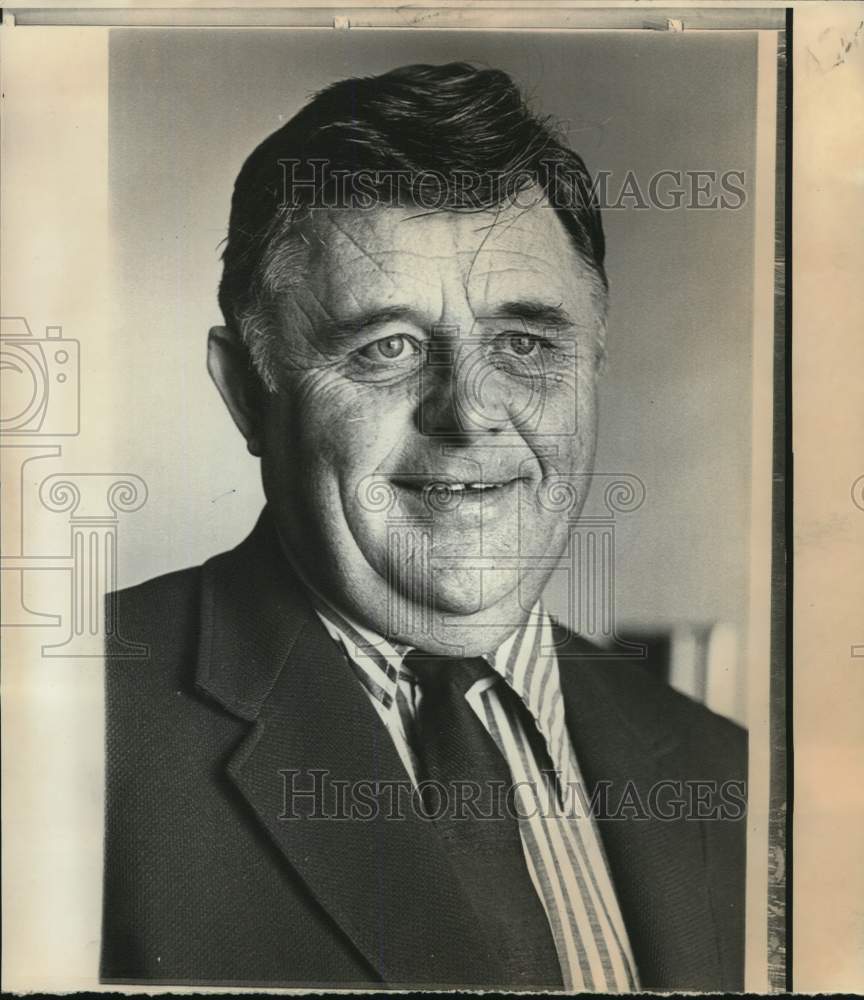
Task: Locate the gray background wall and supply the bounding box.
[108,28,757,642]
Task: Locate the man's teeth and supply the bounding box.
[438,482,503,491]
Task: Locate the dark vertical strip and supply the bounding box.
[767,10,793,994]
[783,8,794,992]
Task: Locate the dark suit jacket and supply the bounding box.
[101,510,747,990]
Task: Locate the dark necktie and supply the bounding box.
[403,651,563,989]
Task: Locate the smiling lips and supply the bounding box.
[435,481,508,494]
[391,476,523,498]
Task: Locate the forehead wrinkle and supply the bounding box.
[397,207,473,226]
[337,249,471,265]
[458,190,555,239]
[329,272,369,320]
[481,250,493,315]
[469,265,564,281]
[316,214,398,289]
[465,267,579,315]
[458,246,581,271]
[288,255,370,340]
[312,243,452,337]
[485,201,555,244]
[278,287,342,363]
[438,279,478,336]
[463,200,506,297]
[329,262,447,324]
[464,268,602,334]
[282,282,330,325]
[303,205,599,342]
[434,233,469,331]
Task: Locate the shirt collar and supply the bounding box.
[277,521,567,759]
[310,585,564,752]
[313,597,405,711]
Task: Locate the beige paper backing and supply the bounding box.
[793,3,864,993]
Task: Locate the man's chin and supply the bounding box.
[381,565,542,656]
[412,565,525,618]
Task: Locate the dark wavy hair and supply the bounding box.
[218,62,607,388]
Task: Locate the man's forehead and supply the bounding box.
[294,198,595,318]
[300,198,576,266]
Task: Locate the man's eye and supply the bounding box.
[508,334,539,356]
[501,333,555,358]
[359,334,419,362]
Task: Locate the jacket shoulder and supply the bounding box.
[111,562,202,616]
[557,630,747,779]
[106,564,202,656]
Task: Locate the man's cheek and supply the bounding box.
[528,386,592,448]
[565,376,598,450]
[308,386,413,469]
[292,367,362,417]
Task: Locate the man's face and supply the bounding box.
[248,199,604,650]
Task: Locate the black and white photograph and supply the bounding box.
[4,3,861,995]
[102,23,772,992]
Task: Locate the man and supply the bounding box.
[102,63,746,991]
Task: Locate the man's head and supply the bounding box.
[209,62,608,655]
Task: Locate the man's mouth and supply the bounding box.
[389,476,524,504]
[434,481,507,493]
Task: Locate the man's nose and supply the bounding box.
[417,341,512,440]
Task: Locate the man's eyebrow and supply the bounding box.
[323,301,575,340]
[491,300,575,329]
[326,306,427,340]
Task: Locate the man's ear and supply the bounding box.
[595,342,609,378]
[593,318,609,378]
[207,325,264,457]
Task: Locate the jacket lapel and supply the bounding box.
[554,628,723,990]
[194,511,501,987]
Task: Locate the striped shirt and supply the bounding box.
[312,598,640,992]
